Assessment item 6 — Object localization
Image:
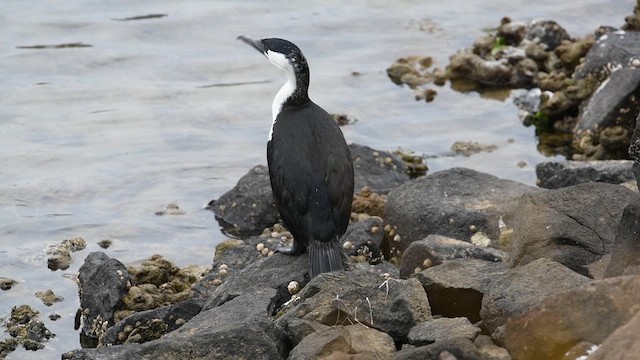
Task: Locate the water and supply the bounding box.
[0,0,632,358]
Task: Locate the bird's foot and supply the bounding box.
[275,244,303,255]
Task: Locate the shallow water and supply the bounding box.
[0,0,632,358]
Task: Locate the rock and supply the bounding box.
[414,259,508,322]
[351,186,386,218]
[278,270,431,344]
[587,312,640,360]
[451,141,497,157]
[288,326,352,360]
[100,299,202,346]
[630,112,640,189]
[407,317,481,346]
[400,235,507,279]
[63,289,288,360]
[0,305,54,357]
[384,168,536,255]
[47,236,87,271]
[503,276,640,360]
[77,251,131,341]
[480,258,590,334]
[393,338,483,360]
[344,324,396,357]
[575,30,640,79]
[525,19,570,51]
[203,251,309,312]
[605,199,640,277]
[97,239,112,249]
[509,182,639,276]
[350,144,411,194]
[536,160,634,188]
[473,335,511,360]
[340,217,385,265]
[206,165,278,238]
[0,277,17,290]
[35,289,64,306]
[275,317,329,347]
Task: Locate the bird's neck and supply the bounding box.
[271,68,310,121]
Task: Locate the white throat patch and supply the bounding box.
[266,50,296,141]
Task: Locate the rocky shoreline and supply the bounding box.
[4,3,640,360]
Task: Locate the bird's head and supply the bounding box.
[237,35,308,80]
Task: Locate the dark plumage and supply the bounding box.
[238,35,354,277]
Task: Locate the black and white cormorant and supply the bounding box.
[238,35,354,277]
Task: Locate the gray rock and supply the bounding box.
[203,251,309,312]
[206,165,278,238]
[408,317,481,346]
[99,300,201,346]
[509,182,639,276]
[414,259,508,323]
[77,252,131,341]
[384,168,536,254]
[630,112,640,189]
[536,160,634,189]
[605,199,640,277]
[350,143,411,194]
[344,324,396,357]
[288,326,352,360]
[576,30,640,79]
[393,338,483,360]
[340,217,385,264]
[474,335,512,360]
[278,270,431,344]
[275,317,328,348]
[400,235,506,279]
[575,68,640,133]
[503,275,640,360]
[525,19,570,51]
[480,258,591,334]
[63,289,288,360]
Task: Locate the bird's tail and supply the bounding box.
[308,238,344,277]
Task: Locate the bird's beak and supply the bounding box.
[237,35,266,55]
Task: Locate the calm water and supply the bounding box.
[0,0,632,358]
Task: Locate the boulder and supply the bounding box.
[399,235,506,279]
[473,335,511,360]
[509,182,639,276]
[605,199,640,277]
[407,317,481,346]
[288,326,352,360]
[588,312,640,360]
[77,252,131,341]
[393,338,483,360]
[350,144,411,194]
[480,258,590,334]
[63,289,288,360]
[278,270,431,344]
[206,165,278,238]
[413,259,508,322]
[503,276,640,360]
[536,160,634,189]
[575,30,640,79]
[384,168,536,254]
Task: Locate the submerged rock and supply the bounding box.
[35,289,64,306]
[47,236,86,271]
[0,305,54,357]
[0,277,17,290]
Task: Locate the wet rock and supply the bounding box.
[154,202,185,216]
[450,141,497,157]
[480,258,591,334]
[77,251,131,341]
[206,165,278,238]
[573,68,640,158]
[536,160,634,188]
[384,168,536,256]
[100,300,202,346]
[605,199,640,277]
[525,19,571,51]
[393,338,483,360]
[49,313,61,321]
[503,275,640,360]
[47,236,87,271]
[63,289,288,360]
[0,277,17,290]
[35,289,64,306]
[413,259,508,322]
[408,317,481,346]
[340,217,385,266]
[350,144,411,194]
[575,30,640,80]
[509,182,639,276]
[204,251,309,311]
[394,149,428,178]
[400,235,507,279]
[588,311,640,360]
[97,239,112,249]
[278,270,431,344]
[0,305,54,358]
